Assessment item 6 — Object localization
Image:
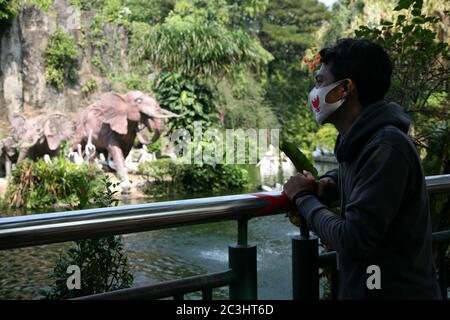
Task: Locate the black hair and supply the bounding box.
[319,38,392,107]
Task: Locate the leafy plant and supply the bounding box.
[137,158,180,196]
[43,235,133,299]
[280,140,318,178]
[41,176,133,299]
[109,74,153,92]
[146,138,161,154]
[0,0,20,23]
[218,71,279,130]
[27,0,54,11]
[180,163,248,194]
[3,156,104,210]
[69,0,104,10]
[138,158,248,196]
[153,72,218,132]
[44,28,79,89]
[139,17,271,78]
[121,0,175,24]
[81,79,98,95]
[312,125,339,152]
[355,0,449,119]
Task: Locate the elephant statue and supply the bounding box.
[10,114,75,162]
[70,90,179,191]
[0,136,19,177]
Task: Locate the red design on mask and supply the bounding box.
[311,96,320,112]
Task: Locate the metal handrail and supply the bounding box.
[73,269,236,300]
[0,174,449,250]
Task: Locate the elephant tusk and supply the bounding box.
[160,108,182,117]
[141,106,181,119]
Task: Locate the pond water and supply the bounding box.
[0,161,337,300]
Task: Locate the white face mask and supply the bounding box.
[308,80,346,125]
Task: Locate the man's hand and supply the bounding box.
[316,177,339,205]
[283,170,317,203]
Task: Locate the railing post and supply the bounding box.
[438,242,448,300]
[330,265,339,300]
[292,232,319,300]
[228,218,257,300]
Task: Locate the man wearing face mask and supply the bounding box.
[283,38,441,299]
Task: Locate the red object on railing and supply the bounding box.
[252,192,294,217]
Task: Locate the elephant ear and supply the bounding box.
[18,116,45,148]
[98,92,139,135]
[9,115,26,142]
[44,114,75,150]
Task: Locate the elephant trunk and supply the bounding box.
[143,117,164,143]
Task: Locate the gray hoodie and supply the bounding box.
[296,100,441,299]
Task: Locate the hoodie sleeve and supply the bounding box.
[295,143,410,259]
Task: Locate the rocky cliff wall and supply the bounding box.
[0,0,129,132]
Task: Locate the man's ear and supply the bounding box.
[342,78,356,98]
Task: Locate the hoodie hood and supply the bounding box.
[334,100,411,163]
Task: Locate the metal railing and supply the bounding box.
[0,174,449,300]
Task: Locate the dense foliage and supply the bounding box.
[43,234,133,299]
[0,0,19,23]
[153,72,218,132]
[44,28,79,90]
[3,156,105,210]
[353,0,450,231]
[138,158,248,196]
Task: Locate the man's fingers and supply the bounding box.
[319,177,334,184]
[317,180,328,196]
[302,170,314,179]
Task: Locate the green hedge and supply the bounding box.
[138,158,248,197]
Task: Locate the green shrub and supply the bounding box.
[43,234,133,299]
[109,74,153,92]
[69,0,103,10]
[312,125,338,151]
[27,0,53,11]
[137,158,180,197]
[180,163,248,194]
[219,71,280,130]
[42,177,133,299]
[4,157,105,210]
[138,15,272,78]
[153,72,218,133]
[44,28,79,89]
[0,0,20,22]
[81,79,98,95]
[138,159,248,196]
[146,138,161,154]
